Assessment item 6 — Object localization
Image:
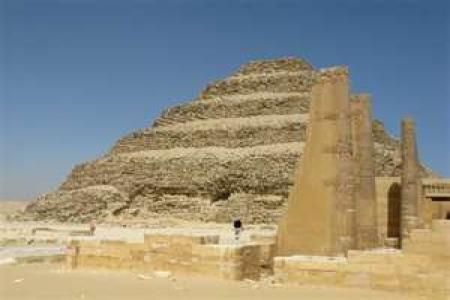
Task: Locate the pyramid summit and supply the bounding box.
[24,57,433,223]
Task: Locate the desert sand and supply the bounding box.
[0,263,416,300]
[0,202,435,300]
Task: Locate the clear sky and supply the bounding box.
[0,0,449,200]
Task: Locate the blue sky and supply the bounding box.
[0,0,449,200]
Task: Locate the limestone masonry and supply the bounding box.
[24,58,434,223]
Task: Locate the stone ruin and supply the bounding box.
[24,58,434,224]
[17,57,450,299]
[275,66,441,256]
[273,67,449,299]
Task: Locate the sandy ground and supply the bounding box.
[0,204,428,299]
[0,264,416,300]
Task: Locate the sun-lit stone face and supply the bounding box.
[400,118,422,240]
[274,219,450,299]
[234,58,314,76]
[277,66,354,257]
[350,95,379,249]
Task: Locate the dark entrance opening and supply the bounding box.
[387,183,401,238]
[446,212,450,220]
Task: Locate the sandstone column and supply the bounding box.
[400,118,421,243]
[350,95,378,249]
[277,67,354,257]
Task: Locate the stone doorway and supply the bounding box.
[387,183,401,238]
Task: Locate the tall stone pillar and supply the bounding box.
[277,67,354,257]
[350,94,378,249]
[400,118,420,243]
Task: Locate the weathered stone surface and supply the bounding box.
[24,58,434,223]
[111,114,309,154]
[277,66,354,256]
[69,233,273,281]
[60,143,304,198]
[274,219,450,300]
[351,95,378,249]
[210,193,285,224]
[233,58,313,76]
[400,118,422,242]
[153,92,311,127]
[25,185,129,222]
[199,70,316,100]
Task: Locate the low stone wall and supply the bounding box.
[274,220,450,300]
[402,220,450,266]
[68,233,276,281]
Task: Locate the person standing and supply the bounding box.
[233,219,242,242]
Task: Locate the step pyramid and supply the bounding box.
[25,58,425,223]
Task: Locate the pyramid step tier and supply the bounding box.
[234,58,313,76]
[63,141,400,199]
[153,92,310,127]
[199,70,316,100]
[111,114,309,154]
[62,143,306,198]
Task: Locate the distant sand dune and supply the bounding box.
[0,201,29,221]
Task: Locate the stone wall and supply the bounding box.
[66,221,449,298]
[274,220,450,300]
[68,233,276,281]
